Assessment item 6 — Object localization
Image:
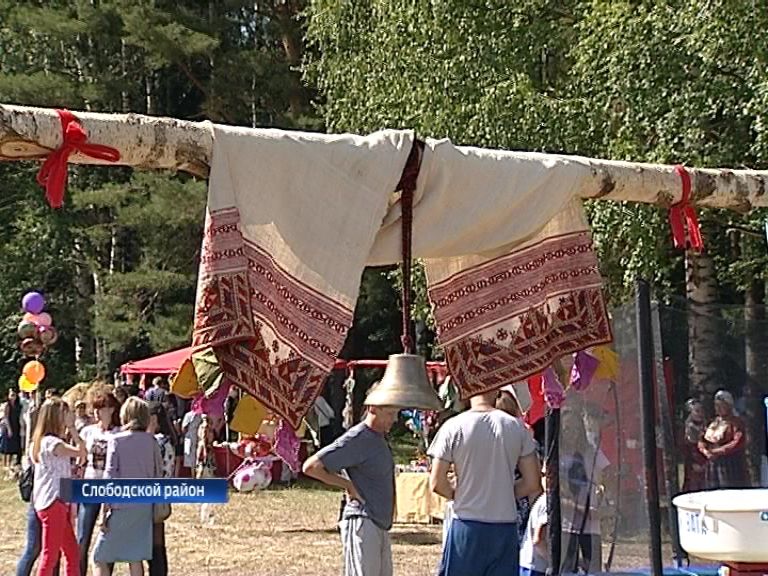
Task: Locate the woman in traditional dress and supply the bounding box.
[698,390,749,489]
[91,397,162,576]
[680,399,707,492]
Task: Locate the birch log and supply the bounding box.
[0,104,212,178]
[2,103,768,210]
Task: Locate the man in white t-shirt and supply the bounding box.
[428,390,541,576]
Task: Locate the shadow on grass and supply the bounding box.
[391,531,441,546]
[281,527,339,535]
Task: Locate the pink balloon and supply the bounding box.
[37,313,52,327]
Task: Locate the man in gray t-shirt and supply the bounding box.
[303,401,399,576]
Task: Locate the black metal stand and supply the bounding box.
[545,406,561,576]
[636,279,664,576]
[651,302,684,567]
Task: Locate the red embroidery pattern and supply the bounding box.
[429,232,612,399]
[193,208,353,428]
[245,243,352,368]
[216,339,328,429]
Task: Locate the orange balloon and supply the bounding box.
[22,360,46,384]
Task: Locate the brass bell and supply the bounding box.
[365,353,443,411]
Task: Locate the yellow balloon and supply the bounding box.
[18,374,38,393]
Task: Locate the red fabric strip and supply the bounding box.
[36,109,121,208]
[669,165,703,252]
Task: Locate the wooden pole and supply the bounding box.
[3,103,768,210]
[0,104,212,178]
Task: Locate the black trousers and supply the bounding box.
[148,522,168,576]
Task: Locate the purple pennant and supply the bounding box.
[273,419,301,473]
[201,378,231,419]
[543,367,565,409]
[570,350,600,391]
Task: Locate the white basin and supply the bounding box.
[673,489,768,562]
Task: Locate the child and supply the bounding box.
[0,402,11,469]
[196,414,216,479]
[520,469,548,576]
[74,400,93,432]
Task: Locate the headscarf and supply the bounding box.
[714,390,734,408]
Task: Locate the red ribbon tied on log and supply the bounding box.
[668,164,703,252]
[36,109,121,208]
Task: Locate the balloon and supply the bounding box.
[22,292,45,315]
[20,338,43,357]
[37,313,52,327]
[23,313,41,324]
[18,375,37,393]
[38,325,58,346]
[22,360,46,384]
[17,320,37,340]
[232,462,272,493]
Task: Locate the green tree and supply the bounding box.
[0,0,315,392]
[306,0,768,474]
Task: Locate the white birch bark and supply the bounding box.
[2,103,768,210]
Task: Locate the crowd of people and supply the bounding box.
[5,370,756,576]
[10,377,220,576]
[303,383,609,576]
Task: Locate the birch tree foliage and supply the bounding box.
[306,0,768,306]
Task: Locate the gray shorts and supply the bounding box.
[340,516,392,576]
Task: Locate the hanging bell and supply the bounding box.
[365,354,443,411]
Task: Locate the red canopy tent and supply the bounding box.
[121,347,448,377]
[120,346,192,375]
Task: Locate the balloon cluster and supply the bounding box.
[16,292,57,392]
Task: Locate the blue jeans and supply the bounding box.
[16,504,59,576]
[77,503,98,576]
[77,503,113,576]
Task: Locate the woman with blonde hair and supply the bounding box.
[91,397,162,576]
[31,397,87,576]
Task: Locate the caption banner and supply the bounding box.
[60,479,229,504]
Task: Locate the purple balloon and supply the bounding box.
[22,292,45,315]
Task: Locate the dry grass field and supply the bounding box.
[0,478,444,576]
[0,476,670,575]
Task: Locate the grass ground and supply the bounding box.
[0,478,443,576]
[0,476,670,576]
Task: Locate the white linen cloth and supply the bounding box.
[194,127,611,427]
